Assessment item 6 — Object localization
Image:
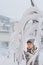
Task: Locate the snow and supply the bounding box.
[0,50,43,65]
[0,56,26,65]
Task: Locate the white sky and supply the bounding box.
[0,0,43,21]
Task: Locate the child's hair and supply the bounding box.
[27,40,32,44]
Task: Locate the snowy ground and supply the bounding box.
[0,45,43,65]
[0,51,43,65]
[0,56,26,65]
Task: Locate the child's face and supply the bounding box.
[27,43,33,49]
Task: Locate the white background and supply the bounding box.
[0,0,43,21]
